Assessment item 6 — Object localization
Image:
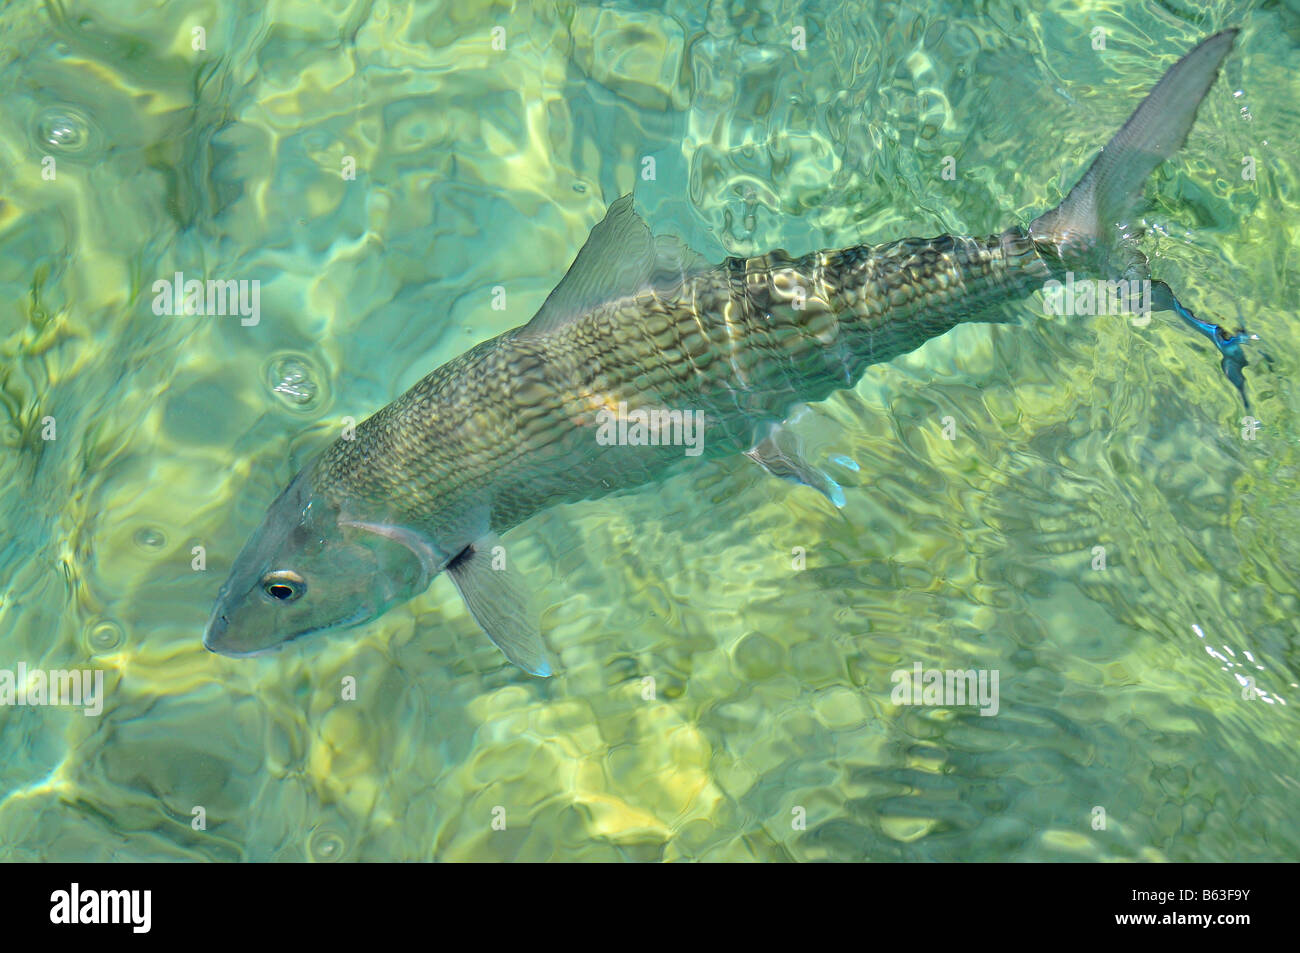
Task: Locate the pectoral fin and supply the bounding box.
[745,421,847,509]
[444,533,553,677]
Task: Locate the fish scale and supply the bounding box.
[311,228,1056,539]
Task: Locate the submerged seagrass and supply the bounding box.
[204,30,1247,676]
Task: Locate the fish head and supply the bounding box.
[203,467,435,656]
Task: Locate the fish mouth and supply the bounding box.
[203,615,306,657]
[205,643,270,659]
[201,601,287,657]
[202,606,371,657]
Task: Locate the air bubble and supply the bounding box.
[308,829,346,862]
[132,527,166,551]
[32,106,102,159]
[86,619,124,653]
[265,352,326,414]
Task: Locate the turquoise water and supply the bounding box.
[1,0,1297,861]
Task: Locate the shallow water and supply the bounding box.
[1,0,1297,861]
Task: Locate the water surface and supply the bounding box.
[0,0,1297,861]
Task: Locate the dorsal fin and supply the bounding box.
[516,194,707,339]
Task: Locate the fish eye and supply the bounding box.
[261,569,306,603]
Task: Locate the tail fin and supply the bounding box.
[1030,29,1238,253]
[1032,30,1259,409]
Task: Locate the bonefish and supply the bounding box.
[205,31,1252,676]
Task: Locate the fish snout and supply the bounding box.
[202,606,267,657]
[202,608,232,654]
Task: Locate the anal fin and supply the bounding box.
[445,533,553,677]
